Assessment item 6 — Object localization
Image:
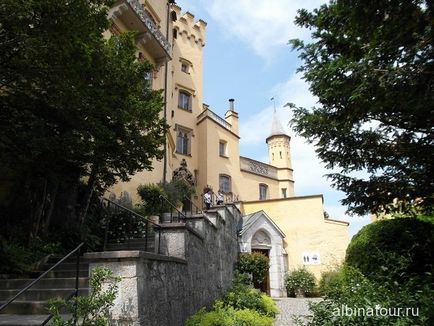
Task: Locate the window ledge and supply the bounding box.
[176,151,192,157]
[178,106,192,112]
[219,154,229,159]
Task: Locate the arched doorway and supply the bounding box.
[251,230,271,295]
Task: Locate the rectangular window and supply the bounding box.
[181,63,189,73]
[219,141,226,156]
[219,175,231,193]
[259,184,268,200]
[176,127,191,155]
[178,91,192,111]
[282,188,287,198]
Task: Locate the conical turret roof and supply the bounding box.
[268,109,289,139]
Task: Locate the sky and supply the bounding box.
[175,0,371,237]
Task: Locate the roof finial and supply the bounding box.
[271,97,276,113]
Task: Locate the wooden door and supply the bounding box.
[252,248,270,295]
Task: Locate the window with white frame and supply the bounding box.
[178,90,192,111]
[175,126,191,155]
[259,184,268,200]
[219,174,231,193]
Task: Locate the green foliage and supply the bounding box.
[238,252,270,284]
[284,267,316,297]
[137,179,195,214]
[185,304,274,326]
[346,218,434,287]
[304,265,432,325]
[48,267,120,325]
[289,0,434,215]
[0,238,63,274]
[221,278,278,318]
[318,268,342,296]
[186,275,278,325]
[137,184,166,216]
[161,178,196,206]
[0,0,166,242]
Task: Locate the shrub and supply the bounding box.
[137,183,166,216]
[0,238,63,274]
[222,276,278,318]
[318,268,342,295]
[238,252,270,285]
[304,265,431,325]
[346,218,434,287]
[284,267,316,297]
[186,275,278,325]
[185,304,274,326]
[48,267,120,325]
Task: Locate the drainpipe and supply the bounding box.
[163,1,175,184]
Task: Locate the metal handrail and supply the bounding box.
[102,197,162,253]
[182,195,202,216]
[0,242,85,324]
[159,195,187,223]
[102,197,161,228]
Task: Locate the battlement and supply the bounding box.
[173,5,207,46]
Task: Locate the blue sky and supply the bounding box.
[176,0,370,237]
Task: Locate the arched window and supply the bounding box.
[259,184,268,200]
[219,174,231,193]
[175,125,191,155]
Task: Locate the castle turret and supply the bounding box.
[266,110,294,197]
[266,110,292,169]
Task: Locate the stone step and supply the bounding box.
[0,314,71,326]
[0,278,89,290]
[38,263,89,272]
[105,243,155,251]
[45,255,90,264]
[0,301,49,315]
[0,288,88,301]
[26,270,89,279]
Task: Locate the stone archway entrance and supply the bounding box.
[239,210,286,297]
[251,230,272,295]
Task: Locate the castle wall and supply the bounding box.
[85,206,240,326]
[241,196,349,280]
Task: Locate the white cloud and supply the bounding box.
[239,73,328,193]
[202,0,325,59]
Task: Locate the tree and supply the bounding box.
[0,0,167,241]
[289,0,434,215]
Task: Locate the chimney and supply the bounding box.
[228,98,235,111]
[225,98,239,135]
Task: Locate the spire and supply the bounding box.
[269,109,286,137]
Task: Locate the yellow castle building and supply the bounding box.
[107,0,349,294]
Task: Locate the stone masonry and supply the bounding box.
[85,204,241,326]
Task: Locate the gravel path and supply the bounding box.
[273,297,322,326]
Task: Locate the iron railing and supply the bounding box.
[201,192,239,210]
[181,195,202,216]
[159,195,187,223]
[0,242,85,326]
[102,198,162,253]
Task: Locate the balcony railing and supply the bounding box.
[197,107,232,131]
[110,0,171,60]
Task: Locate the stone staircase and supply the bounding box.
[0,255,89,325]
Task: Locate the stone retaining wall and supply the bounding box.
[85,206,241,326]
